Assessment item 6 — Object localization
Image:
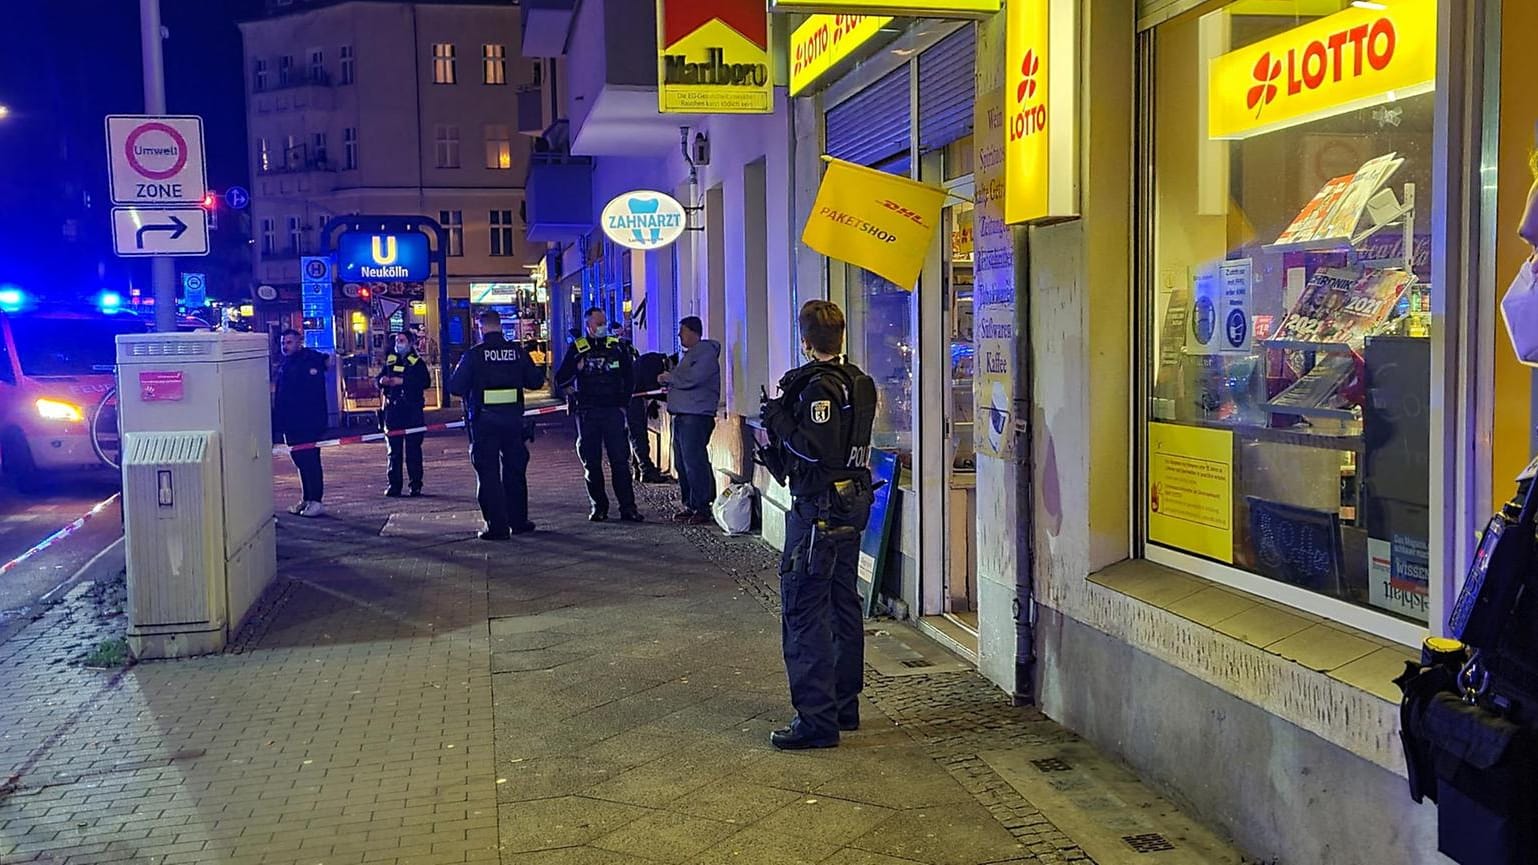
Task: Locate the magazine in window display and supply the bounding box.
[1266,354,1359,411]
[1318,153,1404,241]
[1271,267,1414,347]
[1272,267,1358,343]
[1275,174,1355,245]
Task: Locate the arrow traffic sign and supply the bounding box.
[224,186,250,210]
[105,115,207,206]
[111,207,209,257]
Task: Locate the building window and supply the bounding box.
[261,218,275,254]
[312,132,328,167]
[343,127,357,170]
[489,210,514,257]
[483,44,506,85]
[340,45,354,85]
[287,216,303,254]
[285,134,300,168]
[434,125,461,169]
[531,61,543,87]
[278,55,293,86]
[1141,3,1437,633]
[433,43,456,85]
[484,124,511,170]
[308,49,324,83]
[439,210,464,257]
[257,138,271,174]
[253,58,268,92]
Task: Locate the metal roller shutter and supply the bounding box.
[825,65,911,168]
[917,25,975,152]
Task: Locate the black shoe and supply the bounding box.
[385,488,403,498]
[589,511,609,522]
[838,718,860,732]
[619,510,645,523]
[641,470,671,484]
[408,488,422,498]
[770,726,839,751]
[477,529,510,541]
[510,522,537,535]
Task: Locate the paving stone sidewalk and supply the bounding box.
[0,422,1213,865]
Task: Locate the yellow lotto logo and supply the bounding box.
[1208,0,1437,140]
[1003,0,1050,224]
[371,235,398,265]
[789,14,892,96]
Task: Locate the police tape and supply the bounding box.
[274,389,668,455]
[0,492,122,576]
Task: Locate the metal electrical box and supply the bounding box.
[115,332,276,658]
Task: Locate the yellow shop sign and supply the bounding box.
[1208,0,1437,140]
[771,0,999,17]
[789,14,893,97]
[1003,0,1075,224]
[657,0,773,114]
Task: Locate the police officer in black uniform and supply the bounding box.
[554,307,644,523]
[759,300,877,750]
[377,331,431,497]
[448,310,546,540]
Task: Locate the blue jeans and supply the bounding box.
[671,413,715,513]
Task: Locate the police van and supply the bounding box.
[0,296,152,490]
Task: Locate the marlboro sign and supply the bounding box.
[657,0,773,114]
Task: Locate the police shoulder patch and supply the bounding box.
[810,400,832,424]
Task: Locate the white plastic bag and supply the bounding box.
[1501,258,1538,366]
[712,483,755,535]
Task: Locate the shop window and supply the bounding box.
[1143,0,1435,631]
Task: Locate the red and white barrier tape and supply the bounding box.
[0,493,121,576]
[274,389,668,455]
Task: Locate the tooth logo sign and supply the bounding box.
[371,235,398,265]
[601,191,688,251]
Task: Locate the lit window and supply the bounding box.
[489,210,514,257]
[483,44,506,85]
[340,45,354,85]
[439,210,464,257]
[257,138,271,173]
[434,125,461,169]
[343,127,358,170]
[484,124,511,170]
[433,43,456,85]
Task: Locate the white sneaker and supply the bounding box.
[299,501,326,518]
[288,500,306,515]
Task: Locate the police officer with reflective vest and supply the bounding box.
[377,331,431,497]
[448,310,546,540]
[554,307,644,523]
[759,300,877,750]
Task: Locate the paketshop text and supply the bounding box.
[817,207,897,243]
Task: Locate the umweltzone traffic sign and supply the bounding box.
[105,115,208,206]
[111,207,210,257]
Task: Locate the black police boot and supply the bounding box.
[769,719,839,751]
[510,521,537,535]
[619,510,645,523]
[477,529,511,541]
[408,487,422,498]
[838,714,860,732]
[589,510,609,522]
[641,468,671,484]
[385,487,403,498]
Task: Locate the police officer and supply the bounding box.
[554,307,644,523]
[448,310,546,540]
[377,331,430,497]
[759,300,877,750]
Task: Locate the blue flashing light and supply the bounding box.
[0,286,25,312]
[99,291,124,311]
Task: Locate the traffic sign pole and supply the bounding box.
[139,0,175,333]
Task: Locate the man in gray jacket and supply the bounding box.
[659,316,721,524]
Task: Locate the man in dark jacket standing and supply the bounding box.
[629,348,671,484]
[554,307,644,523]
[660,316,721,524]
[274,329,329,518]
[448,310,547,540]
[378,331,431,497]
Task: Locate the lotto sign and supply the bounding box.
[1207,0,1437,140]
[1003,0,1076,224]
[105,115,207,205]
[770,0,998,15]
[789,15,893,96]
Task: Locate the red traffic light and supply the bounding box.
[201,192,216,209]
[358,287,371,300]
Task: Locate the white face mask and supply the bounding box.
[1502,256,1538,364]
[395,342,410,354]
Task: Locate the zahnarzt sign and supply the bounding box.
[601,192,688,251]
[657,0,773,114]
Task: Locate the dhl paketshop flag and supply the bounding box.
[801,157,949,290]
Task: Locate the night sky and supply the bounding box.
[0,0,262,300]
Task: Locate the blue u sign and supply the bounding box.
[337,231,430,282]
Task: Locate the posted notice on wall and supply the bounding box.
[1148,422,1234,563]
[1188,259,1253,355]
